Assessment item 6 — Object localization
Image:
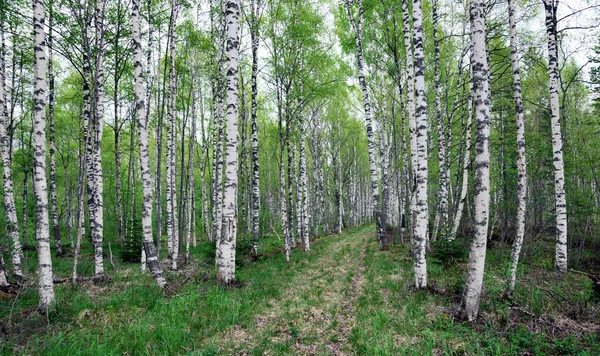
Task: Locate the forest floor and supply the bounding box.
[1,224,600,355]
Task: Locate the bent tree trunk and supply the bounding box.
[33,0,56,312]
[133,0,166,287]
[459,0,492,321]
[216,0,241,284]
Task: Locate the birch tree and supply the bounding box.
[542,0,567,273]
[412,0,429,289]
[0,13,23,279]
[33,0,56,312]
[133,0,166,287]
[345,0,385,248]
[249,0,261,255]
[166,0,179,270]
[216,0,241,284]
[506,0,528,295]
[459,0,492,321]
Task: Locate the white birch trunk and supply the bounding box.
[543,0,567,273]
[432,0,449,242]
[450,73,473,241]
[91,0,106,276]
[507,0,528,294]
[412,0,429,289]
[133,0,166,287]
[459,0,492,321]
[33,0,55,311]
[216,0,240,284]
[250,0,261,254]
[402,0,418,245]
[345,0,384,246]
[0,20,23,279]
[166,0,179,270]
[48,11,64,257]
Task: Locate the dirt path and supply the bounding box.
[207,226,373,355]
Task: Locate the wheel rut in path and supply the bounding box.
[207,226,373,355]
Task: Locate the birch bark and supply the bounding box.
[216,0,241,284]
[412,0,429,289]
[345,0,384,247]
[507,0,528,294]
[33,0,56,311]
[133,0,166,287]
[459,0,492,321]
[543,0,567,273]
[0,16,23,278]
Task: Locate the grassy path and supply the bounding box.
[5,223,599,355]
[207,225,372,355]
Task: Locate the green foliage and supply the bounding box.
[121,218,142,263]
[429,239,469,267]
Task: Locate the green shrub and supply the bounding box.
[429,239,469,267]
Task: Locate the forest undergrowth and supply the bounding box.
[1,224,599,355]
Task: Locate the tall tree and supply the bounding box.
[0,7,23,279]
[216,0,241,284]
[412,0,429,289]
[165,0,179,270]
[33,0,56,312]
[345,0,385,248]
[133,0,166,287]
[506,0,528,295]
[249,0,261,255]
[48,1,64,257]
[459,0,492,321]
[542,0,567,273]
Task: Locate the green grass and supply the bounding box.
[2,225,600,355]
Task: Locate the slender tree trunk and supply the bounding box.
[166,0,179,270]
[345,0,384,247]
[459,0,492,321]
[90,0,106,277]
[450,72,473,241]
[0,17,23,278]
[411,0,429,289]
[402,0,418,247]
[33,0,55,312]
[216,0,241,284]
[250,0,260,254]
[543,0,567,273]
[152,0,164,258]
[432,0,448,242]
[186,77,197,263]
[133,0,166,287]
[48,10,64,257]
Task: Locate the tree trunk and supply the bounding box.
[431,0,449,242]
[48,10,64,257]
[345,0,384,247]
[90,0,106,277]
[543,0,568,273]
[0,17,23,279]
[459,0,492,321]
[216,0,241,284]
[450,71,473,241]
[402,0,418,247]
[250,0,260,254]
[133,0,166,287]
[33,0,55,312]
[411,0,429,289]
[165,0,179,270]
